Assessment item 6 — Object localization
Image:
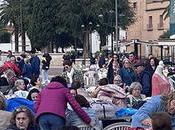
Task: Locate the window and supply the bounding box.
[147,16,153,31]
[149,16,153,28]
[157,15,164,30]
[159,15,163,27]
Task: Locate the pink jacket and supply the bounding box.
[152,73,171,96]
[35,82,91,124]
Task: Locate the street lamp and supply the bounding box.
[98,10,115,55]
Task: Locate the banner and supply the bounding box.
[170,0,175,36]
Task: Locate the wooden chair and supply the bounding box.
[103,122,131,130]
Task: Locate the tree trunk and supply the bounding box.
[82,31,89,65]
[61,47,64,53]
[47,43,50,53]
[14,25,19,52]
[99,33,107,49]
[50,42,54,53]
[56,46,58,53]
[22,29,26,51]
[52,42,54,53]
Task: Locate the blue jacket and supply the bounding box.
[131,96,175,128]
[119,67,136,86]
[22,63,32,79]
[66,107,102,129]
[137,70,151,97]
[6,97,34,113]
[30,56,40,77]
[98,57,105,68]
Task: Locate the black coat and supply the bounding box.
[42,54,52,70]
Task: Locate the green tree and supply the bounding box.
[159,30,170,39]
[162,0,170,19]
[56,0,135,61]
[0,0,28,51]
[0,24,10,43]
[26,0,58,50]
[0,0,20,52]
[25,0,135,52]
[57,0,135,46]
[54,32,75,53]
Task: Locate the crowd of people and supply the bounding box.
[60,51,175,130]
[0,50,174,130]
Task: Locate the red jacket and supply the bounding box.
[2,61,21,75]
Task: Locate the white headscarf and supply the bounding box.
[155,60,165,76]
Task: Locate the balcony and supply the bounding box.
[147,24,153,31]
[157,23,164,30]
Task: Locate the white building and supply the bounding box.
[0,33,31,52]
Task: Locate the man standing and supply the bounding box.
[41,53,52,84]
[30,49,40,78]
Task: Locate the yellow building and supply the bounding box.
[126,0,170,58]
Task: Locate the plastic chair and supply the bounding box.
[103,122,131,130]
[84,73,89,86]
[77,124,94,130]
[84,71,96,86]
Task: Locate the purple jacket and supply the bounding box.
[35,82,91,124]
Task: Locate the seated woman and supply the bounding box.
[91,78,110,100]
[127,82,146,109]
[131,91,175,129]
[27,88,40,102]
[29,76,42,91]
[7,79,29,99]
[91,78,126,105]
[113,74,124,88]
[66,94,102,130]
[5,105,37,130]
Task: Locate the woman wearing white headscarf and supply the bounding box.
[152,61,171,96]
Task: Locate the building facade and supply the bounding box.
[127,0,169,41]
[126,0,170,58]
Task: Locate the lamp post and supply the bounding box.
[115,0,119,53]
[98,10,115,55]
